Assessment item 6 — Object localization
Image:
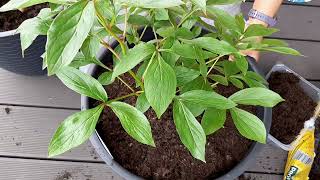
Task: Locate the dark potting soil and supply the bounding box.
[268,72,317,144]
[0,0,46,32]
[96,72,255,179]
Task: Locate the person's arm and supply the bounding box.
[244,0,283,60]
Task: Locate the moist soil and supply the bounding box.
[269,72,317,144]
[0,0,46,32]
[268,72,319,179]
[96,71,256,179]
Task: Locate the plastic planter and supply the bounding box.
[0,30,46,76]
[81,43,272,179]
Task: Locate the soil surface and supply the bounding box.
[96,71,256,179]
[0,0,46,32]
[269,72,317,144]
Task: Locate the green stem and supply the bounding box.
[177,8,199,27]
[207,56,222,76]
[108,91,143,103]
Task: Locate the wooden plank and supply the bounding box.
[240,173,282,180]
[310,81,320,88]
[248,144,287,174]
[256,40,320,80]
[0,157,121,180]
[0,68,79,108]
[242,3,320,41]
[0,105,102,161]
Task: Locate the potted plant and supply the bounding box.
[0,1,53,75]
[2,0,302,179]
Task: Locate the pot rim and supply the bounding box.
[85,49,272,180]
[0,29,18,38]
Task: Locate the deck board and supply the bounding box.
[0,105,101,161]
[243,3,320,41]
[240,173,282,180]
[0,68,79,109]
[0,157,120,180]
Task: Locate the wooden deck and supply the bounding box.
[0,2,319,180]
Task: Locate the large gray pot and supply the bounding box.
[0,30,46,76]
[82,44,272,179]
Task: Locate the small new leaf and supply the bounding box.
[57,66,108,102]
[229,87,284,107]
[98,71,114,86]
[173,99,206,162]
[109,101,155,147]
[230,107,267,143]
[48,104,104,157]
[136,93,150,113]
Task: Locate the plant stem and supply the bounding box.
[177,8,199,27]
[211,82,219,88]
[152,26,159,48]
[139,25,148,41]
[207,56,222,76]
[108,91,143,103]
[100,40,121,60]
[122,6,128,39]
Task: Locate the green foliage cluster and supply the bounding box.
[1,0,300,162]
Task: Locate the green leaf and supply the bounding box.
[173,99,206,162]
[201,108,226,135]
[0,0,71,12]
[95,0,114,21]
[207,0,242,5]
[243,77,267,88]
[223,61,241,77]
[184,101,206,117]
[98,71,114,86]
[179,90,236,109]
[81,34,100,59]
[136,93,150,113]
[194,45,207,77]
[176,27,194,39]
[109,101,155,146]
[235,14,245,33]
[235,55,248,75]
[181,76,211,93]
[155,8,169,20]
[261,39,289,47]
[191,0,206,12]
[175,66,200,86]
[230,107,266,143]
[192,26,202,38]
[144,55,177,118]
[69,53,106,69]
[56,66,108,102]
[128,15,150,26]
[162,38,180,66]
[18,8,53,55]
[229,77,243,89]
[258,47,302,56]
[229,87,284,107]
[244,24,279,38]
[209,75,228,86]
[182,37,237,55]
[112,43,155,79]
[245,71,268,85]
[46,0,95,75]
[206,6,239,32]
[117,0,184,8]
[156,26,175,38]
[48,104,104,157]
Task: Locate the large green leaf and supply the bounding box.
[206,6,240,32]
[258,47,302,56]
[180,76,211,93]
[208,75,228,86]
[179,90,236,109]
[17,8,53,55]
[182,37,237,55]
[57,66,108,102]
[109,101,155,147]
[229,87,284,107]
[144,55,177,118]
[230,107,266,143]
[46,0,95,75]
[191,0,206,12]
[81,34,100,59]
[207,0,242,5]
[175,66,200,86]
[201,108,226,135]
[98,71,115,86]
[117,0,184,8]
[155,8,169,20]
[173,99,206,162]
[48,104,104,157]
[112,43,155,79]
[0,0,72,12]
[244,24,279,38]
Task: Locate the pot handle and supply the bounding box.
[246,56,265,77]
[267,134,293,151]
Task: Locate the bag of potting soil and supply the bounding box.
[283,102,320,180]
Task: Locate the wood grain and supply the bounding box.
[0,68,79,108]
[240,173,282,180]
[0,105,101,161]
[243,3,320,41]
[0,157,121,180]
